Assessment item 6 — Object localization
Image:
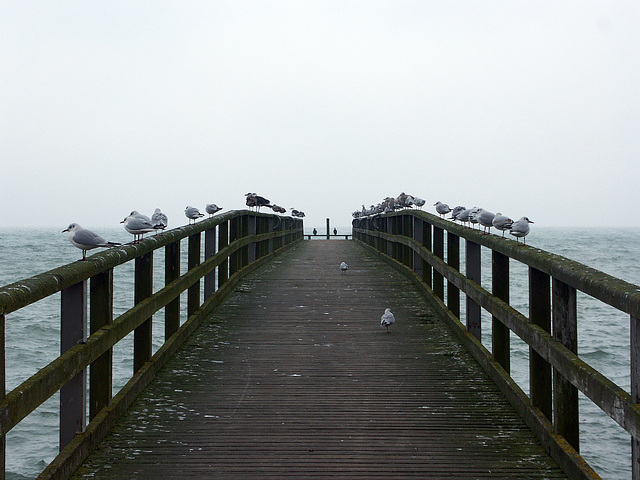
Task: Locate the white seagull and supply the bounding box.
[434,201,451,218]
[151,208,168,232]
[476,210,496,234]
[492,213,513,237]
[510,217,534,244]
[185,206,205,224]
[205,204,222,217]
[63,223,120,260]
[121,213,155,243]
[340,262,348,274]
[380,308,396,333]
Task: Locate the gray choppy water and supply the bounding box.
[0,226,638,479]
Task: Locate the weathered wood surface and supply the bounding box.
[72,240,565,479]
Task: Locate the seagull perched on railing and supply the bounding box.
[476,209,495,234]
[380,308,396,333]
[205,204,222,217]
[185,206,205,224]
[245,193,271,211]
[121,213,155,243]
[510,217,534,244]
[63,223,120,260]
[151,208,168,233]
[434,201,452,218]
[492,213,513,237]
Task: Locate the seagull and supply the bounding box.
[476,209,495,234]
[245,193,271,211]
[205,204,222,217]
[449,206,466,222]
[412,197,426,209]
[340,262,348,274]
[121,213,155,243]
[380,308,396,333]
[151,208,168,233]
[62,223,120,260]
[434,201,451,218]
[270,204,286,214]
[125,210,152,223]
[492,213,513,237]
[185,206,205,224]
[510,217,534,244]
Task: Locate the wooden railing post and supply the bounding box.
[433,227,444,300]
[229,217,239,276]
[447,232,460,319]
[632,314,640,480]
[89,269,113,420]
[422,220,432,287]
[248,215,257,264]
[412,217,423,278]
[466,240,481,340]
[134,253,153,373]
[165,240,180,340]
[492,251,510,374]
[552,278,579,451]
[1,314,5,480]
[204,226,217,299]
[529,267,552,420]
[218,221,229,288]
[188,233,201,317]
[60,280,87,449]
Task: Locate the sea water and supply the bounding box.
[0,226,638,480]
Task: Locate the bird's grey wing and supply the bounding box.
[74,229,107,246]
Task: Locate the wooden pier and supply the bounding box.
[3,209,638,479]
[71,240,564,479]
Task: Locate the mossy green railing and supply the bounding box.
[354,210,640,480]
[0,210,303,480]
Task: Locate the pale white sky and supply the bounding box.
[2,1,639,229]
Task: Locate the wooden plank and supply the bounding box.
[72,241,566,479]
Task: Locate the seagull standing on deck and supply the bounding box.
[63,223,120,260]
[380,308,396,333]
[340,262,348,274]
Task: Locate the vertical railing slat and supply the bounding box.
[133,253,153,373]
[204,226,217,299]
[632,314,640,480]
[466,240,481,340]
[165,240,180,340]
[529,266,552,420]
[492,251,510,374]
[433,227,444,300]
[447,232,460,319]
[1,314,5,480]
[60,280,87,450]
[552,278,579,451]
[187,233,201,317]
[218,221,229,289]
[89,269,113,421]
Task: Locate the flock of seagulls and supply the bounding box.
[63,191,307,261]
[354,193,534,245]
[435,203,533,244]
[244,192,302,217]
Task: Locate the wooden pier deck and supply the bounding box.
[71,240,566,479]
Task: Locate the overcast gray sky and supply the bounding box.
[2,1,639,229]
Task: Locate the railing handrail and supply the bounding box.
[0,210,282,316]
[356,211,640,317]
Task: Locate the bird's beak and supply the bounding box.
[120,219,126,223]
[62,229,68,233]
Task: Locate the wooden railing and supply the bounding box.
[353,210,640,480]
[0,210,303,480]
